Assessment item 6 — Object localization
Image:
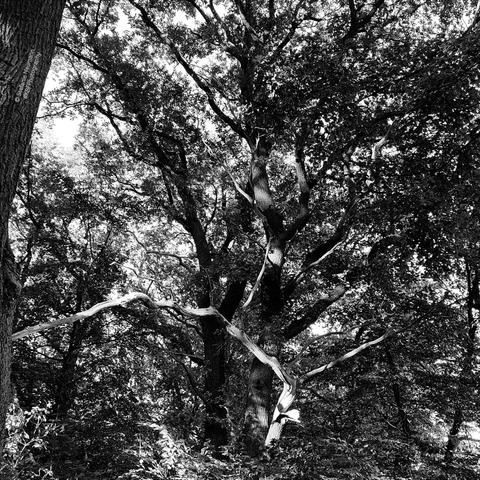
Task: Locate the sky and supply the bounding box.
[41,74,81,149]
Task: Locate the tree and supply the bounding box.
[6,2,480,476]
[48,0,480,453]
[0,0,66,450]
[11,150,126,419]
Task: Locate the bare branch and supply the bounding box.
[371,122,395,162]
[283,235,344,299]
[12,292,293,388]
[12,290,389,447]
[284,199,356,298]
[223,159,254,204]
[228,169,255,204]
[56,42,109,75]
[12,293,146,341]
[184,0,212,24]
[302,330,391,382]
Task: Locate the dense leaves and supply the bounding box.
[2,0,480,479]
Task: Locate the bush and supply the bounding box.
[1,401,60,480]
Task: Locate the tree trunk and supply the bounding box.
[200,315,229,449]
[243,358,274,455]
[0,0,65,450]
[243,236,284,454]
[384,343,412,437]
[53,321,87,420]
[445,408,463,463]
[197,280,246,452]
[0,244,20,449]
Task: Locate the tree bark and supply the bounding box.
[0,0,65,450]
[243,357,274,454]
[200,314,229,449]
[243,235,284,454]
[0,244,20,449]
[445,408,463,463]
[198,280,246,451]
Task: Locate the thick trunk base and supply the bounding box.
[242,359,273,455]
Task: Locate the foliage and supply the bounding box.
[1,401,60,480]
[4,0,480,478]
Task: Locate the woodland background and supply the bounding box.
[1,1,480,479]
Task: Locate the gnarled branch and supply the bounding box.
[13,291,390,447]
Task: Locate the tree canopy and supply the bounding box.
[2,1,480,479]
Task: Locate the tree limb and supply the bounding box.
[342,0,385,41]
[12,291,389,446]
[283,285,346,339]
[281,129,311,242]
[284,199,356,298]
[242,240,270,309]
[301,330,391,383]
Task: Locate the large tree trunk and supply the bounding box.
[200,315,229,449]
[243,357,274,454]
[198,280,246,453]
[243,236,285,454]
[0,244,20,450]
[193,274,229,452]
[0,0,65,450]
